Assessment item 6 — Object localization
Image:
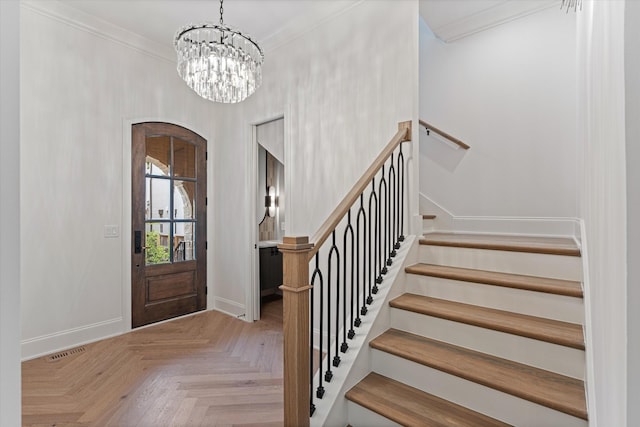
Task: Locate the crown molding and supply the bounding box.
[421,0,560,43]
[260,0,363,54]
[21,0,364,64]
[21,0,175,63]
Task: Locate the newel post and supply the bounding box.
[278,236,314,427]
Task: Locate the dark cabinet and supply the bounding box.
[259,245,283,292]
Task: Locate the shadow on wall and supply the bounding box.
[419,126,468,172]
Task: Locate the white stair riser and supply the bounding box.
[390,309,585,379]
[346,401,402,427]
[419,245,583,281]
[371,349,588,427]
[406,274,584,324]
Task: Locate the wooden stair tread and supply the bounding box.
[405,263,583,298]
[371,329,587,420]
[422,214,437,220]
[420,232,581,257]
[390,294,584,349]
[346,372,512,427]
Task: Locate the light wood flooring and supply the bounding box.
[22,298,284,427]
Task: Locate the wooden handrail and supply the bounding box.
[419,119,470,150]
[308,121,412,260]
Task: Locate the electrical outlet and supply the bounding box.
[280,222,285,231]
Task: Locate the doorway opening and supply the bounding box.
[254,118,285,320]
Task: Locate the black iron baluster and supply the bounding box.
[379,165,388,276]
[343,210,355,341]
[327,232,340,374]
[311,254,325,399]
[386,156,396,265]
[389,152,397,257]
[309,253,316,416]
[354,193,365,326]
[375,170,383,286]
[368,178,378,299]
[324,243,332,383]
[398,144,405,243]
[330,230,342,365]
[357,194,367,316]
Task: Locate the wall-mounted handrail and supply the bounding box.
[419,119,470,150]
[308,121,412,261]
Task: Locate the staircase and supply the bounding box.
[345,232,587,426]
[422,214,437,233]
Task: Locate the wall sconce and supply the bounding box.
[265,186,277,217]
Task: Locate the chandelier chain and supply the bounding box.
[219,0,224,25]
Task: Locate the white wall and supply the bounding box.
[0,0,22,423]
[419,7,578,226]
[19,0,417,358]
[625,1,640,425]
[578,1,627,425]
[213,0,416,313]
[19,2,221,359]
[257,118,285,164]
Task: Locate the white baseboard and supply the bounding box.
[451,216,579,237]
[22,300,248,361]
[213,296,246,319]
[21,317,125,361]
[419,192,580,238]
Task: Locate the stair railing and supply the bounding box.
[279,121,412,427]
[419,119,470,150]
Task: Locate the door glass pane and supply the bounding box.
[173,138,196,178]
[174,181,195,220]
[174,222,195,262]
[145,178,170,220]
[145,223,170,265]
[145,136,171,176]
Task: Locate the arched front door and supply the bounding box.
[131,122,207,328]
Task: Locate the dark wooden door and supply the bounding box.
[132,122,207,328]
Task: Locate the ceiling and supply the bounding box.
[53,0,360,56]
[419,0,559,42]
[26,0,561,60]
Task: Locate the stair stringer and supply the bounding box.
[310,235,418,427]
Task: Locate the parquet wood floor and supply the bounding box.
[22,298,284,427]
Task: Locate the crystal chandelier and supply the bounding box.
[174,0,264,103]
